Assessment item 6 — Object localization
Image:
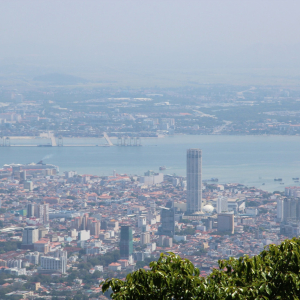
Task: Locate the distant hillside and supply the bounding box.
[33,73,88,85]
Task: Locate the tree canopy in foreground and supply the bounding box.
[102,237,300,299]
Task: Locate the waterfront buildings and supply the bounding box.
[140,171,164,186]
[187,149,202,213]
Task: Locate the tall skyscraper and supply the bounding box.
[187,149,202,213]
[120,225,133,259]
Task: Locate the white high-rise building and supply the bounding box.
[138,216,147,228]
[25,252,40,265]
[217,196,228,213]
[7,259,22,269]
[40,256,66,274]
[78,230,90,241]
[187,149,202,213]
[40,250,67,274]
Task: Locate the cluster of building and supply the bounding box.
[1,86,300,143]
[0,148,297,298]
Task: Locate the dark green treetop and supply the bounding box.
[102,237,300,299]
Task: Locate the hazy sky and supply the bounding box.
[1,0,300,76]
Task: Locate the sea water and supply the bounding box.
[1,135,300,192]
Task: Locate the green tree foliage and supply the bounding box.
[102,252,200,299]
[87,250,120,267]
[192,248,207,256]
[180,219,193,224]
[0,241,21,254]
[135,256,156,269]
[245,200,260,207]
[102,238,300,299]
[175,227,196,236]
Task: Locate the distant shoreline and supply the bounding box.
[3,133,300,140]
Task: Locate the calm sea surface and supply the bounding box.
[1,135,300,192]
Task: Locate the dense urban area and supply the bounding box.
[0,82,300,300]
[0,84,300,299]
[2,84,300,143]
[2,0,300,298]
[0,158,296,299]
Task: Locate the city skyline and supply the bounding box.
[0,0,299,297]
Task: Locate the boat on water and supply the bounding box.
[210,178,218,182]
[293,178,300,180]
[280,183,284,185]
[159,166,166,170]
[274,178,283,181]
[203,178,219,183]
[295,180,299,183]
[262,183,265,185]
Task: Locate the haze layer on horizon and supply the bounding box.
[1,0,300,86]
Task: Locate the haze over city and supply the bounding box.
[0,1,300,299]
[1,0,300,85]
